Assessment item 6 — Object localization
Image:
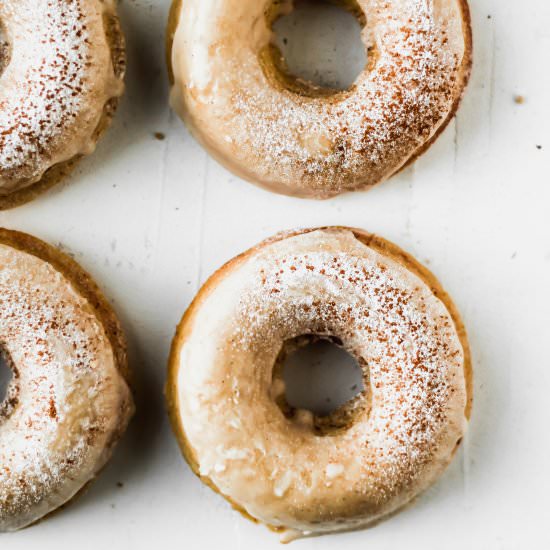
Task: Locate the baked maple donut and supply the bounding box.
[0,229,133,532]
[168,227,472,540]
[0,0,126,209]
[168,0,472,198]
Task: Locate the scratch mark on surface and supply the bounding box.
[195,152,210,291]
[462,422,471,502]
[404,162,417,237]
[153,117,171,260]
[487,23,497,142]
[453,117,459,176]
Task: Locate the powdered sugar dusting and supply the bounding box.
[0,0,122,192]
[176,0,469,197]
[0,243,131,532]
[234,1,464,194]
[236,237,462,485]
[177,229,467,535]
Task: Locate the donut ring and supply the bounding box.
[0,0,126,209]
[0,229,134,532]
[167,227,472,540]
[168,0,472,198]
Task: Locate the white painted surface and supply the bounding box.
[1,0,549,548]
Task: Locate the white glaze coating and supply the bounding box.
[170,0,471,198]
[0,0,124,195]
[172,229,469,538]
[0,243,133,532]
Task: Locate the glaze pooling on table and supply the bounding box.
[169,0,471,198]
[170,229,469,539]
[0,242,133,532]
[0,0,123,196]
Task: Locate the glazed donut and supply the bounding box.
[0,0,125,209]
[0,229,133,532]
[167,227,472,540]
[167,0,472,199]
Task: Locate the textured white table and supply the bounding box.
[2,0,549,548]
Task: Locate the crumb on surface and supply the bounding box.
[154,132,166,141]
[514,95,525,105]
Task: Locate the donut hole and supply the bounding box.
[0,348,18,420]
[267,0,368,96]
[0,21,11,78]
[273,335,368,435]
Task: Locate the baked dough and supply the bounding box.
[167,227,472,540]
[0,229,134,531]
[0,0,125,209]
[168,0,472,198]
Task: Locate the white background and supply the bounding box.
[2,0,550,548]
